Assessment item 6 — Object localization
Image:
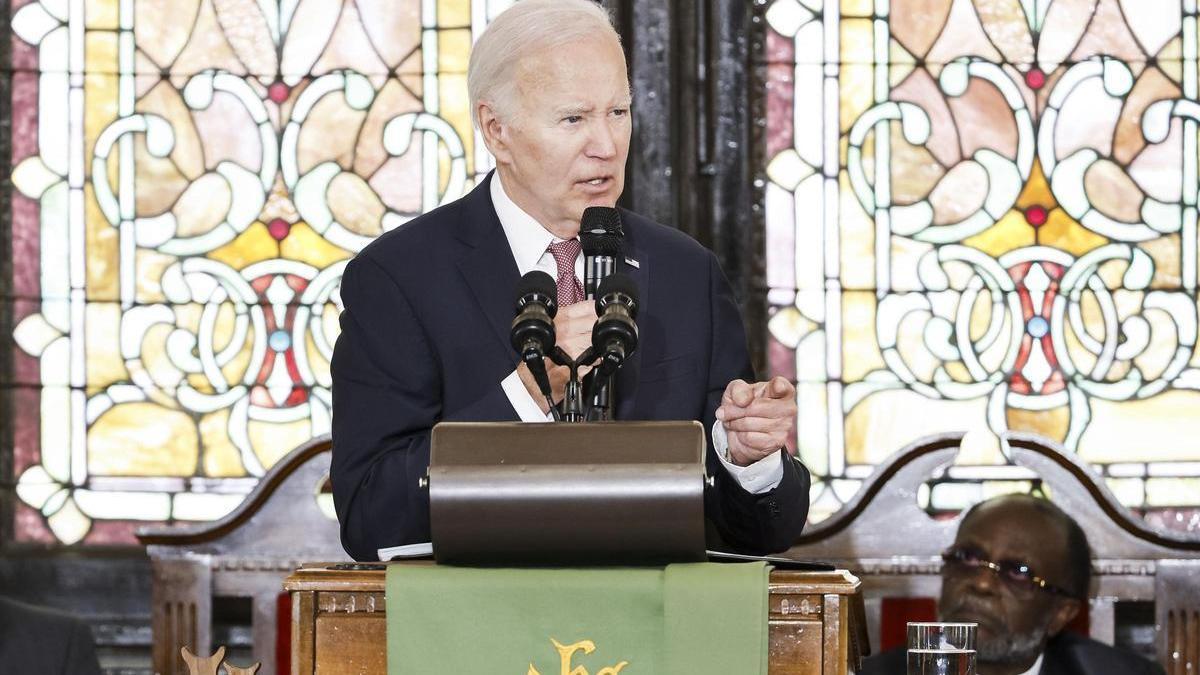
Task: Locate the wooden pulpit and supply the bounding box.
[284,562,868,674]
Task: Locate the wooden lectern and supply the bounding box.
[284,562,867,674]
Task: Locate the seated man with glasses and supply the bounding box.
[860,494,1164,675]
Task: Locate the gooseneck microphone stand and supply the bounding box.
[550,347,600,422]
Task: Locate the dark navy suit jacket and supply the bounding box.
[859,632,1165,675]
[330,173,810,561]
[0,597,101,675]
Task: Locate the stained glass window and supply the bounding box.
[763,0,1200,533]
[8,0,513,544]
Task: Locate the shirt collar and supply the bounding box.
[491,171,561,276]
[1017,653,1044,675]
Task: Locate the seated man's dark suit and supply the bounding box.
[0,596,102,675]
[859,632,1165,675]
[331,173,810,561]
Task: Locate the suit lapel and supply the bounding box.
[455,174,521,353]
[615,212,648,419]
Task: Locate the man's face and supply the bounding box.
[487,35,632,237]
[938,502,1078,665]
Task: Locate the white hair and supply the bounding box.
[468,0,623,128]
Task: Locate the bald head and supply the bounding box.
[959,494,1091,599]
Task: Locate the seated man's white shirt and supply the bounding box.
[1018,655,1043,675]
[491,173,784,494]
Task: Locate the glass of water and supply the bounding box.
[907,622,977,675]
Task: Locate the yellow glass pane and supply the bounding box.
[1006,406,1070,445]
[966,289,994,343]
[437,0,471,25]
[306,334,332,386]
[1133,309,1184,381]
[1038,209,1109,257]
[84,76,119,180]
[1142,235,1182,289]
[135,249,178,304]
[85,30,119,75]
[840,65,873,133]
[200,408,247,477]
[961,210,1036,258]
[1016,161,1053,211]
[840,172,875,290]
[134,134,192,217]
[208,222,281,270]
[1159,38,1183,82]
[218,325,256,392]
[842,293,885,382]
[186,373,216,394]
[321,304,342,355]
[895,309,938,381]
[840,18,874,63]
[1080,391,1200,462]
[328,172,385,237]
[86,0,119,29]
[86,303,127,390]
[958,428,1005,464]
[173,173,233,237]
[280,222,353,269]
[844,0,873,20]
[84,183,120,301]
[249,418,313,470]
[891,236,935,292]
[140,322,185,392]
[769,306,816,349]
[438,28,471,73]
[944,361,971,382]
[845,389,989,464]
[88,402,199,476]
[439,73,473,177]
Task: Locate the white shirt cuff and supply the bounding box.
[501,369,553,422]
[711,421,784,494]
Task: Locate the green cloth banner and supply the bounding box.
[386,562,769,674]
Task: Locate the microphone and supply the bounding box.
[591,272,638,377]
[510,271,559,417]
[580,206,623,299]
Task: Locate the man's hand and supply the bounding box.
[517,301,597,413]
[716,376,796,466]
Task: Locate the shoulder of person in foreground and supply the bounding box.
[617,207,715,260]
[0,596,102,674]
[351,191,471,272]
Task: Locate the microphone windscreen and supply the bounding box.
[580,206,624,257]
[595,272,638,317]
[581,233,623,258]
[581,206,623,236]
[516,270,558,314]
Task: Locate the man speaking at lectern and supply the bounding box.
[330,0,810,561]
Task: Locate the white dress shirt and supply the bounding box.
[491,172,783,493]
[1018,654,1044,675]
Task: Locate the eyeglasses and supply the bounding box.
[941,545,1077,598]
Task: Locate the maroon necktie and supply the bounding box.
[547,239,585,307]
